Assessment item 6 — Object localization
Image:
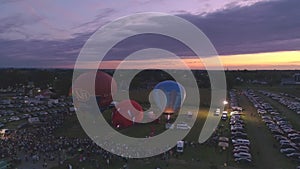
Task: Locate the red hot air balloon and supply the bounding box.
[112,100,143,128]
[72,71,117,107]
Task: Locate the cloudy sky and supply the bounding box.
[0,0,299,69]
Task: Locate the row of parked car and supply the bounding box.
[229,90,252,164]
[245,89,300,162]
[229,90,243,112]
[0,97,73,129]
[0,110,17,117]
[280,92,300,102]
[0,103,48,118]
[260,90,300,115]
[1,106,70,124]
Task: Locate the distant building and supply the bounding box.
[294,73,300,82]
[281,73,300,85]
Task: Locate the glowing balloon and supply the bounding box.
[153,80,186,115]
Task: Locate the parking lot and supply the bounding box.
[243,89,299,168]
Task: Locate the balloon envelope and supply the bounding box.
[153,80,186,114]
[72,71,117,107]
[112,100,143,128]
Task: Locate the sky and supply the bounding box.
[0,0,299,69]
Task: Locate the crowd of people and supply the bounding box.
[0,108,129,169]
[0,106,203,169]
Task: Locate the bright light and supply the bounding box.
[223,100,228,105]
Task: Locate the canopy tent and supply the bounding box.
[219,137,229,142]
[218,142,229,148]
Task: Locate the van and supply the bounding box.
[222,111,228,120]
[177,141,184,153]
[214,108,221,116]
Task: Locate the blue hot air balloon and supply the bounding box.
[153,80,186,119]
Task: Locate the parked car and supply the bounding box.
[286,153,300,159]
[234,152,252,159]
[235,157,252,163]
[233,145,250,151]
[232,139,250,146]
[214,108,221,116]
[233,148,250,154]
[280,148,297,154]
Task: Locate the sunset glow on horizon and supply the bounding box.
[200,51,300,70]
[68,50,300,70]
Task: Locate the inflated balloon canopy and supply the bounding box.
[112,100,143,128]
[71,71,117,107]
[153,80,186,114]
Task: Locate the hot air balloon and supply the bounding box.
[68,87,73,97]
[112,100,143,128]
[72,71,117,107]
[153,80,186,121]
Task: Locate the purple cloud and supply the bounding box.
[0,0,299,68]
[179,0,300,54]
